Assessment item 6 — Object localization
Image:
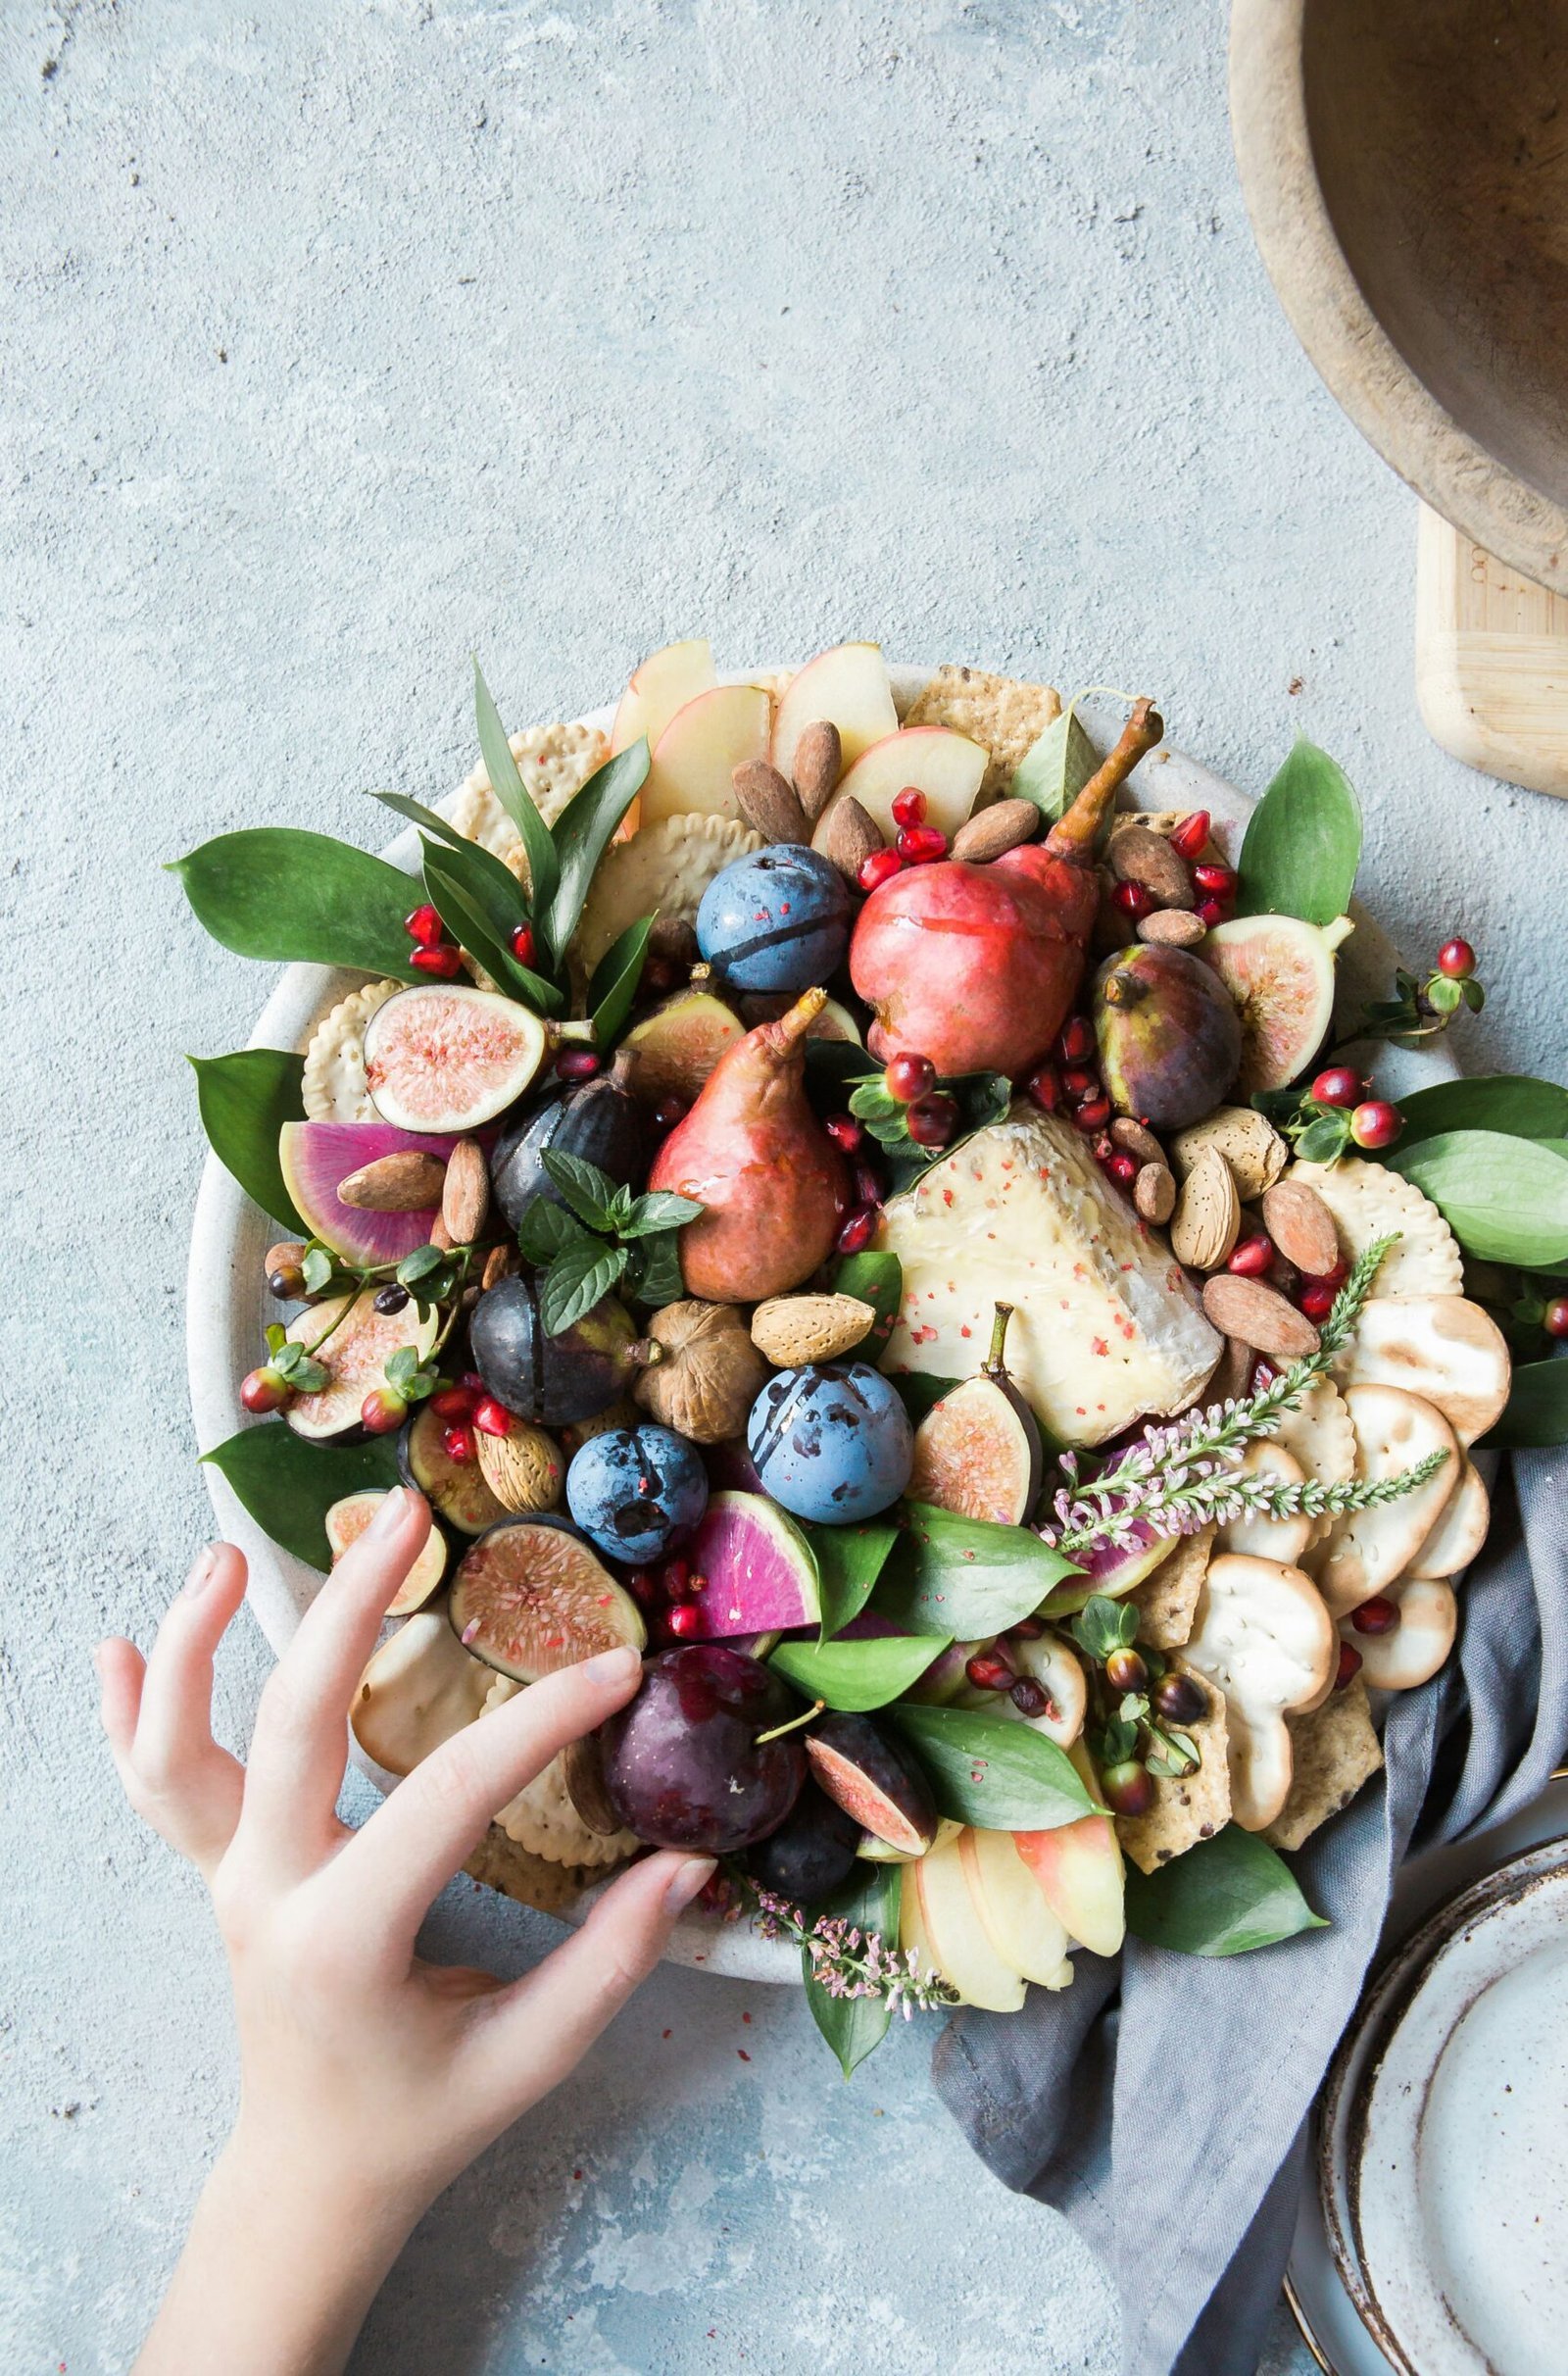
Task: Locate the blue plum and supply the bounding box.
[565,1423,709,1564]
[696,845,853,994]
[746,1361,913,1524]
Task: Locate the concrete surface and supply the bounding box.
[5,2,1565,2370]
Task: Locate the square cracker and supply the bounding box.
[464,1823,629,1915]
[1116,1661,1231,1872]
[903,665,1061,802]
[1127,1526,1215,1650]
[1261,1678,1384,1853]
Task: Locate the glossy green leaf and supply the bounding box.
[420,848,561,1014]
[1009,700,1099,826]
[875,1502,1079,1638]
[188,1049,307,1231]
[830,1251,903,1362]
[886,1704,1096,1830]
[1478,1357,1568,1450]
[1387,1074,1568,1153]
[1395,1130,1568,1265]
[517,1200,589,1264]
[540,1239,628,1334]
[170,828,422,978]
[473,662,558,936]
[770,1631,947,1712]
[372,792,527,923]
[1235,739,1361,926]
[547,740,651,958]
[539,1149,620,1232]
[201,1424,401,1572]
[804,1863,901,2077]
[631,1232,683,1310]
[808,1520,899,1644]
[1123,1823,1328,1956]
[588,913,655,1046]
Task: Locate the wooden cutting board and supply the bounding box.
[1416,505,1568,797]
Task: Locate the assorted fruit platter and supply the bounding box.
[180,640,1568,2072]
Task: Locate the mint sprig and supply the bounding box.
[520,1150,701,1334]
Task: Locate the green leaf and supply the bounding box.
[1123,1824,1329,1956]
[804,1863,901,2078]
[1296,1114,1351,1164]
[623,1189,704,1238]
[397,1243,447,1284]
[807,1521,899,1642]
[770,1632,947,1712]
[630,1232,684,1310]
[517,1200,591,1264]
[1478,1357,1568,1449]
[420,848,561,1014]
[1387,1074,1568,1153]
[1394,1130,1568,1264]
[473,661,559,935]
[886,1704,1096,1830]
[831,1250,903,1361]
[587,913,656,1046]
[170,829,423,978]
[1009,700,1100,826]
[302,1246,334,1295]
[875,1502,1081,1638]
[201,1424,401,1572]
[539,1148,620,1232]
[1235,739,1362,926]
[372,792,531,930]
[547,740,651,958]
[540,1238,628,1334]
[887,1372,961,1427]
[188,1049,307,1231]
[1070,1594,1141,1662]
[804,1040,879,1114]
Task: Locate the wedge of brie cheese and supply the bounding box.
[876,1107,1222,1447]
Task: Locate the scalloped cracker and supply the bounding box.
[302,979,404,1121]
[1127,1525,1214,1650]
[1286,1159,1463,1297]
[574,812,763,974]
[464,1823,621,1914]
[496,1750,639,1869]
[1260,1677,1383,1852]
[904,666,1062,802]
[447,718,612,866]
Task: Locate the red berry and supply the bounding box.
[510,922,537,966]
[1057,1015,1095,1065]
[852,1157,884,1209]
[1310,1065,1366,1109]
[555,1047,601,1083]
[442,1422,476,1465]
[885,1053,936,1104]
[1024,1063,1062,1113]
[431,1385,475,1420]
[1335,1641,1363,1691]
[625,1568,658,1609]
[1104,1646,1148,1695]
[835,1206,877,1256]
[1228,1232,1274,1278]
[858,848,904,893]
[361,1386,408,1434]
[1111,879,1156,920]
[411,943,464,979]
[890,786,927,828]
[1009,1676,1051,1718]
[965,1650,1015,1693]
[1543,1297,1568,1340]
[1349,1100,1402,1151]
[404,903,444,947]
[897,823,948,864]
[906,1092,958,1148]
[240,1365,289,1414]
[1104,1151,1139,1189]
[1195,896,1230,929]
[1437,937,1476,979]
[1062,1064,1099,1098]
[1298,1280,1338,1322]
[1074,1093,1111,1132]
[1193,861,1237,897]
[664,1602,702,1640]
[472,1397,514,1438]
[824,1113,863,1154]
[652,1095,689,1133]
[662,1557,696,1602]
[1351,1596,1399,1637]
[1101,1761,1155,1818]
[1170,810,1211,861]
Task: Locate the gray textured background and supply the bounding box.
[6,2,1565,2370]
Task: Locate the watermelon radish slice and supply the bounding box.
[325,1490,448,1613]
[447,1515,646,1681]
[278,1120,459,1263]
[683,1491,821,1639]
[284,1290,439,1440]
[363,985,547,1132]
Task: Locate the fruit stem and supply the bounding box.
[753,1698,825,1747]
[984,1300,1014,1378]
[761,985,828,1059]
[627,1338,665,1371]
[1101,967,1149,1009]
[1043,696,1164,864]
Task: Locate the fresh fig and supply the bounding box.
[284,1290,439,1440]
[1092,942,1244,1129]
[744,1781,861,1902]
[489,1049,648,1230]
[804,1711,939,1856]
[1199,915,1350,1093]
[447,1514,647,1681]
[619,986,746,1108]
[325,1490,448,1613]
[683,1491,822,1638]
[397,1403,509,1535]
[363,984,549,1132]
[469,1274,651,1427]
[278,1120,458,1264]
[597,1644,808,1854]
[907,1302,1043,1525]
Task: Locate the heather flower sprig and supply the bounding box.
[723,1869,957,2015]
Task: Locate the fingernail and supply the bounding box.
[584,1644,643,1685]
[663,1855,716,1912]
[179,1544,221,1600]
[367,1486,414,1541]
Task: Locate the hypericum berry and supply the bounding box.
[890,786,927,829]
[624,1568,658,1609]
[1025,1063,1062,1113]
[852,1156,884,1209]
[824,1113,863,1154]
[1103,1646,1149,1696]
[1074,1093,1111,1133]
[442,1421,476,1464]
[510,921,537,966]
[1062,1064,1099,1098]
[1169,810,1211,861]
[965,1650,1015,1693]
[1349,1099,1402,1150]
[361,1386,408,1433]
[1101,1761,1155,1818]
[1104,1151,1139,1189]
[897,823,949,865]
[1009,1676,1052,1718]
[555,1047,601,1083]
[472,1396,514,1438]
[1195,896,1230,929]
[1111,879,1156,920]
[1544,1297,1568,1340]
[431,1385,475,1420]
[267,1262,307,1301]
[664,1602,702,1640]
[858,847,905,893]
[652,1095,689,1133]
[240,1365,290,1414]
[1228,1232,1273,1278]
[373,1282,411,1315]
[1351,1596,1399,1636]
[1310,1065,1366,1109]
[1057,1015,1096,1065]
[1298,1279,1338,1322]
[1152,1670,1207,1726]
[405,903,444,947]
[885,1052,936,1104]
[1193,861,1237,898]
[1437,937,1476,979]
[835,1205,877,1256]
[906,1093,958,1148]
[411,943,464,979]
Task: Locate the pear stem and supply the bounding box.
[765,985,829,1056]
[1043,696,1164,864]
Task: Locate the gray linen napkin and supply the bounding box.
[932,1447,1568,2376]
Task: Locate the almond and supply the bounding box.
[1171,1107,1289,1201]
[1110,1116,1165,1168]
[1109,822,1195,908]
[950,798,1040,863]
[1200,1275,1321,1362]
[731,759,809,846]
[475,1421,565,1514]
[1169,1146,1242,1271]
[750,1293,877,1365]
[481,1243,516,1292]
[1134,1162,1176,1224]
[1261,1179,1340,1279]
[336,1151,448,1212]
[1137,907,1206,949]
[812,795,883,883]
[440,1139,489,1246]
[430,1214,455,1253]
[792,719,843,822]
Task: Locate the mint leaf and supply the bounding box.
[539,1148,620,1232]
[540,1239,628,1335]
[624,1190,703,1238]
[517,1200,591,1264]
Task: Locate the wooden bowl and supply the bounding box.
[1231,0,1568,591]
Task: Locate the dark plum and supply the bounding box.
[805,1712,938,1856]
[598,1645,807,1854]
[744,1781,861,1903]
[490,1048,647,1231]
[469,1273,649,1427]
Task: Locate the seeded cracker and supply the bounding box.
[903,665,1062,802]
[1116,1661,1231,1872]
[574,812,763,975]
[1127,1524,1215,1649]
[302,979,404,1121]
[496,1754,640,1869]
[1261,1677,1384,1852]
[447,718,612,865]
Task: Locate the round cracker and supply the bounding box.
[1345,1574,1456,1690]
[1314,1386,1460,1615]
[1287,1159,1463,1298]
[1215,1441,1313,1566]
[302,979,404,1121]
[1268,1375,1356,1548]
[573,812,764,974]
[1334,1294,1509,1446]
[1408,1456,1490,1578]
[446,718,612,862]
[1181,1553,1337,1831]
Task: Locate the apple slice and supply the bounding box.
[638,682,774,830]
[771,641,898,785]
[899,1856,941,1973]
[1012,1744,1125,1957]
[959,1826,1073,1986]
[831,725,988,840]
[913,1830,1026,2010]
[611,638,716,757]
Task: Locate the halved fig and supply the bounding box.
[351,1611,493,1775]
[397,1403,509,1535]
[857,1813,962,1862]
[326,1489,449,1613]
[448,1515,647,1681]
[363,984,548,1131]
[284,1291,439,1440]
[804,1711,939,1856]
[1199,915,1350,1094]
[469,1274,650,1427]
[620,986,746,1108]
[278,1119,457,1264]
[907,1303,1043,1525]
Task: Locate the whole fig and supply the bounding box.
[1092,943,1243,1130]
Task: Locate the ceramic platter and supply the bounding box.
[185,672,1449,1978]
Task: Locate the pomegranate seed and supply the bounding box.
[664,1603,702,1640]
[1024,1064,1062,1113]
[405,903,445,947]
[885,1053,936,1104]
[411,943,464,979]
[1111,879,1156,920]
[1312,1257,1348,1289]
[1437,937,1476,979]
[966,1650,1015,1693]
[1193,862,1237,897]
[824,1113,863,1154]
[1311,1065,1366,1109]
[907,1092,957,1148]
[431,1385,475,1420]
[890,787,927,828]
[852,1157,884,1208]
[1228,1232,1274,1278]
[1169,810,1211,861]
[662,1557,696,1602]
[1298,1280,1337,1321]
[858,848,905,893]
[1335,1641,1363,1690]
[652,1096,689,1133]
[240,1365,289,1414]
[1009,1676,1051,1718]
[1062,1064,1099,1098]
[1543,1297,1568,1340]
[472,1396,513,1438]
[1057,1015,1095,1065]
[835,1205,877,1256]
[1009,1615,1045,1640]
[1105,1151,1139,1189]
[460,1371,485,1395]
[510,922,537,965]
[442,1422,476,1464]
[897,823,949,864]
[1349,1099,1402,1150]
[555,1047,602,1082]
[1074,1093,1111,1132]
[1351,1596,1399,1637]
[1194,896,1230,929]
[625,1568,658,1609]
[361,1387,408,1434]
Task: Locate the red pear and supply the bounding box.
[648,987,850,1304]
[850,699,1163,1077]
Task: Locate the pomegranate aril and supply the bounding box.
[472,1396,514,1438]
[1194,897,1230,930]
[1025,1063,1062,1113]
[431,1385,475,1420]
[1074,1093,1111,1132]
[404,903,445,948]
[664,1603,702,1640]
[1057,1015,1096,1065]
[1170,810,1211,861]
[442,1422,476,1464]
[965,1650,1015,1693]
[858,848,904,893]
[1111,879,1156,920]
[1298,1280,1337,1322]
[885,1052,936,1104]
[897,824,948,864]
[1437,937,1476,979]
[824,1113,863,1154]
[555,1047,602,1082]
[1193,862,1237,896]
[460,1371,486,1396]
[510,922,537,965]
[1062,1064,1099,1098]
[1228,1232,1273,1278]
[1335,1641,1363,1690]
[1310,1065,1365,1109]
[1008,1614,1045,1640]
[1104,1151,1138,1189]
[1009,1676,1051,1718]
[411,943,464,979]
[835,1206,877,1256]
[1351,1596,1399,1637]
[625,1569,658,1609]
[890,786,927,828]
[662,1557,697,1602]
